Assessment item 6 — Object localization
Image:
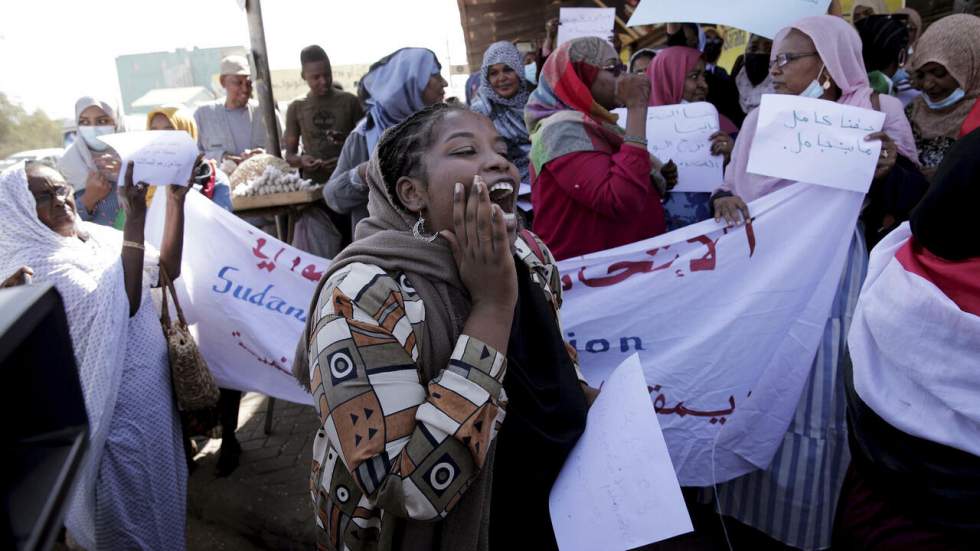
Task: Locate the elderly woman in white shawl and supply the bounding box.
[0,160,189,550]
[58,96,126,228]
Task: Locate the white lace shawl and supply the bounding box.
[0,163,134,549]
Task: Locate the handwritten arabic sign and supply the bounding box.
[747,94,885,192]
[99,130,198,187]
[145,191,322,405]
[614,102,724,193]
[558,181,863,485]
[557,7,616,47]
[627,0,831,39]
[550,355,692,551]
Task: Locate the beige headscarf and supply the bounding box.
[907,14,980,140]
[293,149,493,551]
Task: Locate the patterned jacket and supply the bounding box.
[307,231,575,550]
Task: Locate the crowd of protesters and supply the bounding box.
[1,2,978,550]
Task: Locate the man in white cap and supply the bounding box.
[194,54,276,165]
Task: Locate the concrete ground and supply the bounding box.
[186,392,319,551]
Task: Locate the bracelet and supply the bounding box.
[122,240,145,251]
[624,135,648,146]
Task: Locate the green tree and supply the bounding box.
[0,92,63,158]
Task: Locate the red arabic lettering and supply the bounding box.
[745,218,756,257]
[577,248,678,288]
[231,330,291,376]
[687,235,719,272]
[649,384,736,425]
[301,264,324,282]
[290,257,302,271]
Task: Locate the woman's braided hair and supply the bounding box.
[377,102,467,212]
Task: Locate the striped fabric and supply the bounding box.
[705,228,869,551]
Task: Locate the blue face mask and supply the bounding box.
[799,78,826,98]
[78,125,115,151]
[893,67,910,83]
[924,87,967,110]
[524,62,538,85]
[798,65,828,99]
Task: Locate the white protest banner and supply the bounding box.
[145,192,322,405]
[99,130,199,187]
[746,94,885,192]
[613,102,723,193]
[627,0,831,39]
[557,182,866,485]
[557,7,616,47]
[550,354,693,551]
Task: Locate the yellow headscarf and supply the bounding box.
[144,105,199,204]
[145,105,198,140]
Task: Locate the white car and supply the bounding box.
[0,148,65,171]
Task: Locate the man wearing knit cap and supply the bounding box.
[194,54,277,165]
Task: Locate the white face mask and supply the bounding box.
[799,66,828,99]
[924,87,967,110]
[524,62,538,85]
[78,125,115,151]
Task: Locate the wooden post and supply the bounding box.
[245,0,281,157]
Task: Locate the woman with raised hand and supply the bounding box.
[295,103,596,551]
[58,96,126,227]
[0,160,189,550]
[526,36,676,260]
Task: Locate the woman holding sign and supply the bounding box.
[647,46,737,230]
[59,96,126,228]
[706,15,922,550]
[526,37,677,260]
[0,161,190,550]
[296,103,596,550]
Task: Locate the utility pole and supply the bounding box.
[245,0,281,157]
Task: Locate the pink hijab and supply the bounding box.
[647,46,738,134]
[719,15,919,202]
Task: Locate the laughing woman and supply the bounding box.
[295,103,595,551]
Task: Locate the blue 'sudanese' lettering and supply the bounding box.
[212,266,307,322]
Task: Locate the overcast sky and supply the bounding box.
[0,0,469,120]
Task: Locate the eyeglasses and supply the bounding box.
[602,62,627,77]
[769,52,819,70]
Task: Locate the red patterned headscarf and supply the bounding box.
[525,37,626,178]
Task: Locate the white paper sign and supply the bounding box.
[550,354,693,551]
[145,191,322,405]
[557,7,616,47]
[614,102,723,193]
[99,130,198,187]
[558,182,863,485]
[627,0,832,39]
[746,94,885,192]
